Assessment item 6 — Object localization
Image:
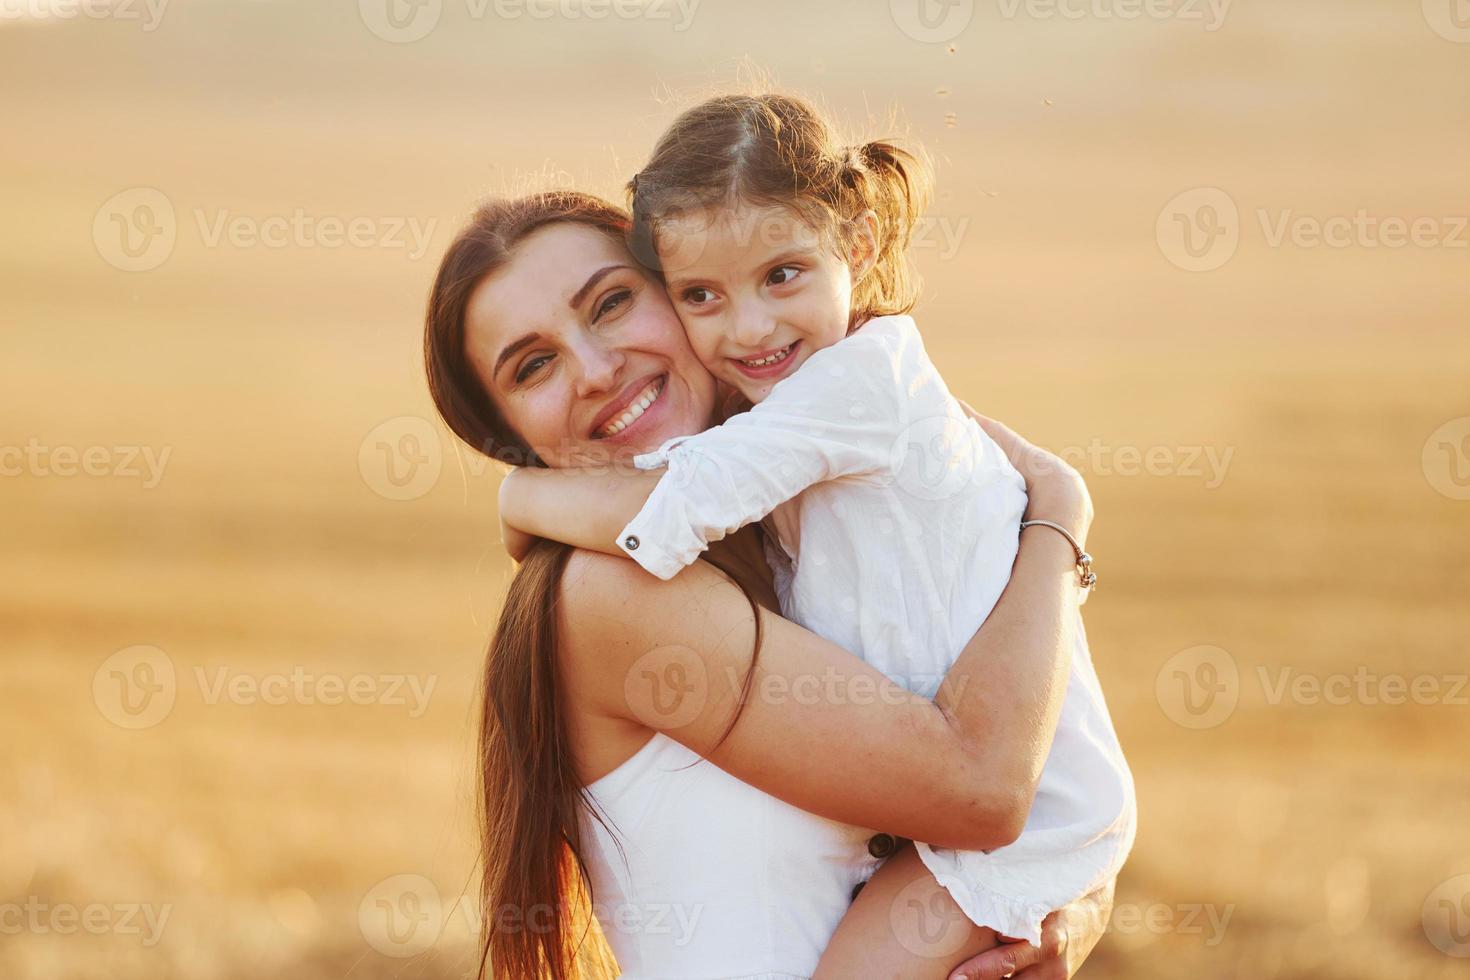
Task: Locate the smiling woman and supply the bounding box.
[426,193,717,470]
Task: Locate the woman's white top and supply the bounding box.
[616,314,1137,944]
[580,732,884,979]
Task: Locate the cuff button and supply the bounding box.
[623,535,640,551]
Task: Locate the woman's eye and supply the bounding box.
[594,288,632,322]
[683,287,716,305]
[515,354,552,383]
[767,265,801,286]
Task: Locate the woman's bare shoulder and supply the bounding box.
[553,550,739,712]
[558,549,731,623]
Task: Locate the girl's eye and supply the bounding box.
[594,287,632,322]
[515,354,552,383]
[767,265,801,286]
[683,287,716,306]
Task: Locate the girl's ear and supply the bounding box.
[847,210,880,284]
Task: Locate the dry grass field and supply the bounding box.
[2,1,1468,978]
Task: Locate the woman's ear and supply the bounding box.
[848,210,879,284]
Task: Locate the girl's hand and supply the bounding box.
[957,403,1093,549]
[947,877,1116,980]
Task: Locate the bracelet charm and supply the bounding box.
[1021,519,1097,594]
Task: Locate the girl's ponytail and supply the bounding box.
[842,139,933,325]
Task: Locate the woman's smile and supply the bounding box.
[591,373,669,441]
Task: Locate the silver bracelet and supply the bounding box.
[1020,519,1097,592]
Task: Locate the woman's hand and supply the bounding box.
[947,877,1116,980]
[957,403,1093,549]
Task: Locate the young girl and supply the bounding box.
[498,93,1135,971]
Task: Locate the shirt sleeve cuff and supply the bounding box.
[615,510,699,581]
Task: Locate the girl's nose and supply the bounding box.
[733,310,778,349]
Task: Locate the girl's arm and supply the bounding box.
[498,466,663,562]
[556,429,1090,850]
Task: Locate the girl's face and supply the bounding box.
[463,222,719,468]
[656,201,877,404]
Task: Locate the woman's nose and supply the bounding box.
[572,340,625,399]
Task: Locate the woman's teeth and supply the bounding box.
[739,343,796,368]
[597,378,665,438]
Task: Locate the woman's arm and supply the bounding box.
[943,411,1092,817]
[556,430,1090,850]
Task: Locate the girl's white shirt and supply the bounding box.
[610,314,1136,945]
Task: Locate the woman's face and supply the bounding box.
[464,222,719,468]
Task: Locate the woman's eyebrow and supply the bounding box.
[568,264,633,310]
[493,334,539,379]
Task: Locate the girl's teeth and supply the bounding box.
[599,379,664,438]
[741,344,793,367]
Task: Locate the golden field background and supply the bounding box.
[2,1,1468,977]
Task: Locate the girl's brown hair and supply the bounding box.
[424,191,762,980]
[628,92,934,328]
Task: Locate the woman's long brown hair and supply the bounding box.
[425,190,761,980]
